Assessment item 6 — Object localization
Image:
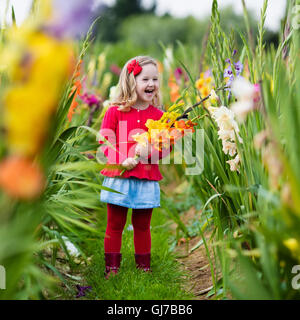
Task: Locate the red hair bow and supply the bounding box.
[127,59,142,76]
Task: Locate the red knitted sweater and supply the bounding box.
[98,104,171,181]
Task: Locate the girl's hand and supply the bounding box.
[121,157,139,171]
[135,143,152,159]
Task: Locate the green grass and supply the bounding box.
[81,207,195,300]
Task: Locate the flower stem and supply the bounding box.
[175,85,228,121]
[120,154,140,176]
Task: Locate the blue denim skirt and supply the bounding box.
[100,177,160,209]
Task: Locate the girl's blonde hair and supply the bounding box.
[111,56,162,112]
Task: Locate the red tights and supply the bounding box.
[104,203,152,254]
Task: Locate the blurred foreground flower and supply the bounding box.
[0,3,76,199]
[3,29,74,156]
[46,0,100,39]
[0,156,45,200]
[253,129,269,149]
[262,142,283,190]
[253,130,283,190]
[283,238,300,261]
[230,77,261,122]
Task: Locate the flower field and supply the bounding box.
[1,0,300,300]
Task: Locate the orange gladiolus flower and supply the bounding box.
[168,75,180,103]
[132,102,197,153]
[184,120,198,132]
[0,156,45,200]
[174,119,186,130]
[157,61,164,73]
[67,60,83,122]
[67,79,82,122]
[168,128,183,143]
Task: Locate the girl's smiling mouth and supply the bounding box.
[145,89,154,96]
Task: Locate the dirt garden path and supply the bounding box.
[161,181,214,300]
[172,207,214,300]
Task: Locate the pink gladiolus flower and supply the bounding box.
[110,64,121,76]
[79,93,100,106]
[253,83,261,103]
[174,67,188,84]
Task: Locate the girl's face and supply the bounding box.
[135,63,159,106]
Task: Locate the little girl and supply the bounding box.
[98,56,171,278]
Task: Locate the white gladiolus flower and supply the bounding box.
[226,154,240,172]
[210,105,234,121]
[163,47,174,72]
[102,85,118,109]
[217,115,236,131]
[109,85,117,100]
[208,105,242,172]
[231,100,254,122]
[218,129,235,141]
[103,100,110,108]
[222,140,237,157]
[253,129,269,149]
[209,106,241,137]
[232,76,256,101]
[218,129,236,142]
[218,129,243,143]
[210,106,236,129]
[230,77,257,122]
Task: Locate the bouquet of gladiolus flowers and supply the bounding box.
[120,102,198,175]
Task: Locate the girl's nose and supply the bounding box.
[148,79,154,86]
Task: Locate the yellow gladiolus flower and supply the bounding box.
[205,76,212,84]
[283,238,300,261]
[2,31,74,157]
[167,102,184,112]
[132,132,150,147]
[158,111,181,127]
[195,70,215,107]
[283,238,299,253]
[195,78,205,89]
[200,86,210,97]
[209,89,219,105]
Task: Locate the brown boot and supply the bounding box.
[104,253,122,279]
[134,253,152,272]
